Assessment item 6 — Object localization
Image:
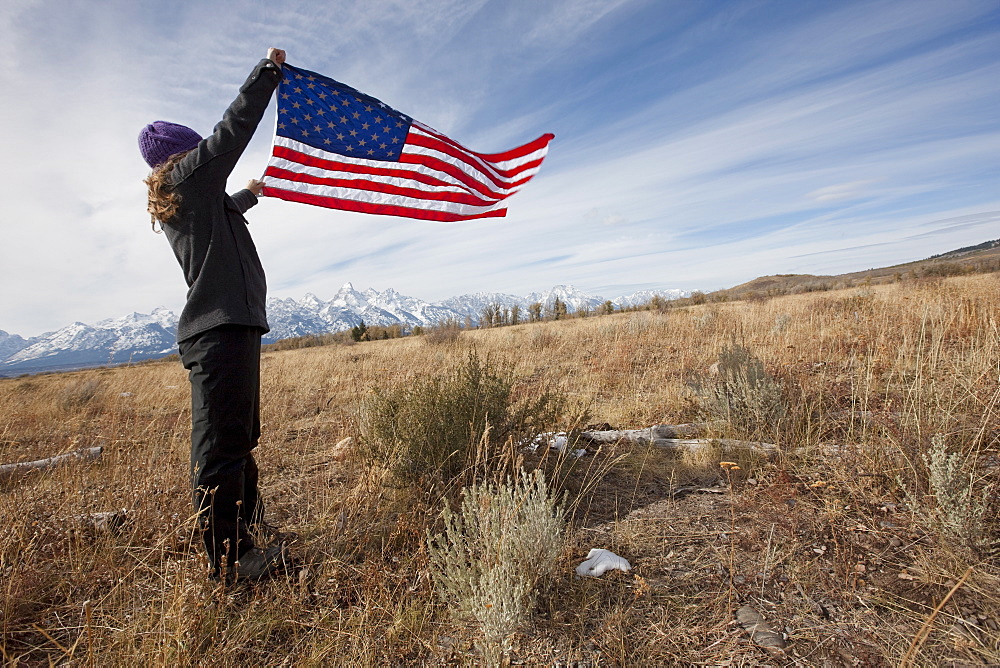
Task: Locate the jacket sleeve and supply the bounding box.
[173,59,283,189]
[229,189,258,214]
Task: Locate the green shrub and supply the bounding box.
[700,345,788,442]
[358,352,565,484]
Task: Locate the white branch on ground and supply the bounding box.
[0,446,103,482]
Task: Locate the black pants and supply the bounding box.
[179,325,264,571]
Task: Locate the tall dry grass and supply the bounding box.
[0,273,997,665]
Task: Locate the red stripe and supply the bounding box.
[474,133,554,162]
[262,186,508,222]
[272,144,452,190]
[397,151,535,200]
[273,133,545,203]
[406,133,538,185]
[272,143,507,201]
[415,123,553,163]
[264,165,500,207]
[404,134,507,191]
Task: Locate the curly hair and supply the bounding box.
[143,150,192,232]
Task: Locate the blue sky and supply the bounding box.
[1,0,998,337]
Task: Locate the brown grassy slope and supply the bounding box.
[715,238,1000,301]
[0,273,998,665]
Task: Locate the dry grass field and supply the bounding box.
[1,273,998,666]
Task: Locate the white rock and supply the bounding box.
[575,549,631,577]
[527,432,587,458]
[550,434,568,451]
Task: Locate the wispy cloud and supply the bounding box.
[1,0,998,336]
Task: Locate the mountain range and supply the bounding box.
[0,284,686,375]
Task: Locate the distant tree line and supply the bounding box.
[262,320,406,352]
[262,254,1000,352]
[262,293,695,352]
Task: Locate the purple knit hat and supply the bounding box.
[138,121,203,168]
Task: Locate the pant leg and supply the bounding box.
[179,325,263,571]
[243,452,264,529]
[246,363,264,528]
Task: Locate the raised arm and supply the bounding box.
[173,48,286,189]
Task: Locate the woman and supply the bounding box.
[139,47,288,582]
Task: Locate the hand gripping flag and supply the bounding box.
[263,64,554,222]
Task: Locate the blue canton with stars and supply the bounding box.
[276,64,412,161]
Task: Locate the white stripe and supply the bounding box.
[269,144,514,206]
[408,125,548,184]
[407,125,508,183]
[267,155,479,198]
[271,136,524,201]
[409,123,551,171]
[274,136,475,193]
[490,145,551,172]
[265,176,509,216]
[401,142,537,193]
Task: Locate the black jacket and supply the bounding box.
[163,59,283,343]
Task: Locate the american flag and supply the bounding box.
[262,64,554,222]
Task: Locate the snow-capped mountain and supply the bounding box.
[0,330,30,361]
[0,283,687,375]
[438,292,527,319]
[526,285,606,313]
[612,288,689,308]
[266,283,463,341]
[440,285,610,318]
[1,308,178,374]
[264,295,334,341]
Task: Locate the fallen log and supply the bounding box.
[579,423,711,445]
[0,446,103,482]
[579,425,779,459]
[656,438,780,460]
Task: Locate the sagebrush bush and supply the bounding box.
[921,434,992,553]
[358,352,566,483]
[58,378,103,411]
[427,469,565,662]
[699,345,788,441]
